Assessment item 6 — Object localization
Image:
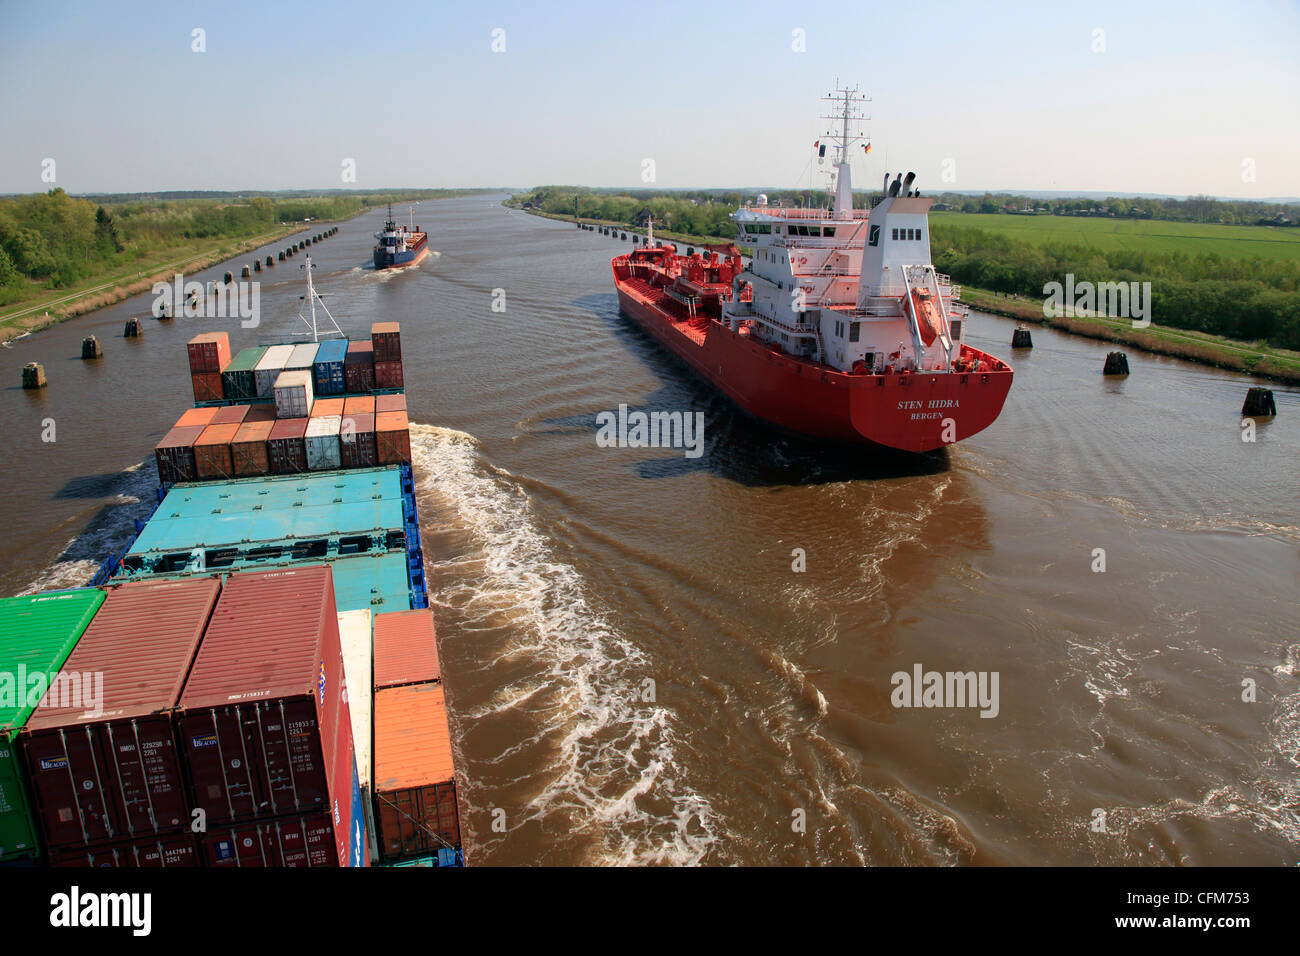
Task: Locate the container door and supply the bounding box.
[102,718,189,838]
[23,726,118,847]
[181,708,262,824]
[253,698,329,816]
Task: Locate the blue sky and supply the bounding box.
[1,0,1296,197]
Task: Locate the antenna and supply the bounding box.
[820,82,871,219]
[820,82,870,165]
[297,254,344,341]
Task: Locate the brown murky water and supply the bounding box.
[2,196,1296,866]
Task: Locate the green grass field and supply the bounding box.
[929,212,1300,262]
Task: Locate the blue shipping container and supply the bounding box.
[313,338,349,395]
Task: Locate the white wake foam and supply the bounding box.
[408,423,719,865]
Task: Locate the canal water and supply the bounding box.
[2,195,1296,865]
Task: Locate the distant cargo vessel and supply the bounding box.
[611,87,1013,452]
[373,204,430,270]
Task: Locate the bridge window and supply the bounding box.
[849,322,861,343]
[823,227,836,237]
[891,228,898,240]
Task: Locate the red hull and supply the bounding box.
[613,268,1013,453]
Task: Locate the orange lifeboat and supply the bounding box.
[909,288,943,347]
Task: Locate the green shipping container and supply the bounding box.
[0,589,105,862]
[220,346,268,402]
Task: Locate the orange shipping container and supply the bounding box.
[175,406,219,429]
[375,393,406,413]
[187,331,232,373]
[312,397,346,417]
[231,419,274,476]
[191,371,224,403]
[343,395,375,416]
[375,410,410,465]
[373,683,459,859]
[373,609,440,689]
[194,423,240,478]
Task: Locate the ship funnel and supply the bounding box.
[883,173,890,194]
[902,172,915,196]
[889,173,902,197]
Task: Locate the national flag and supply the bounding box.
[864,143,873,154]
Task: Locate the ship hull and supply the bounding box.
[373,240,430,270]
[614,278,1012,453]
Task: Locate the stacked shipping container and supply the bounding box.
[188,332,231,404]
[177,566,365,867]
[155,326,409,483]
[22,578,221,863]
[371,609,459,862]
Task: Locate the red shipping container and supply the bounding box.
[201,813,336,867]
[231,419,274,476]
[244,403,278,423]
[373,360,404,390]
[343,395,375,415]
[191,371,225,403]
[194,423,240,478]
[371,322,401,363]
[210,403,250,426]
[375,410,411,465]
[155,424,205,482]
[373,610,440,688]
[23,578,222,850]
[375,393,406,413]
[176,567,358,858]
[374,683,459,859]
[49,832,199,868]
[339,412,377,468]
[344,342,374,393]
[312,397,345,417]
[176,406,219,429]
[267,418,308,474]
[187,332,231,373]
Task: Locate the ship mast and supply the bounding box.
[297,254,343,341]
[820,83,870,220]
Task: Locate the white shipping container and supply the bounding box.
[304,414,342,470]
[253,344,294,397]
[286,342,320,372]
[337,609,373,792]
[337,608,377,863]
[274,369,315,419]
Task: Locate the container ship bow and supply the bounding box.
[373,204,430,270]
[611,86,1012,453]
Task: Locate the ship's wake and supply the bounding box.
[407,423,719,865]
[17,461,159,596]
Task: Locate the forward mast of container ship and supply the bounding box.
[611,85,1013,452]
[373,204,429,270]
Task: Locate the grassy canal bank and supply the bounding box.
[959,286,1300,385]
[0,222,309,343]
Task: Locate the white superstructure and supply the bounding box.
[722,86,970,375]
